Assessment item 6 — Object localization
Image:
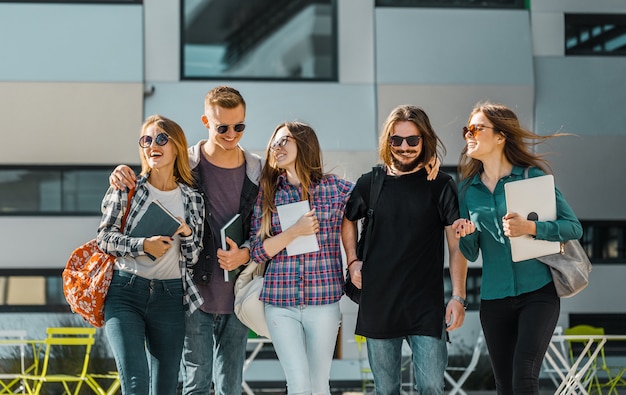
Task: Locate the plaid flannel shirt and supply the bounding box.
[97,175,205,314]
[249,174,353,307]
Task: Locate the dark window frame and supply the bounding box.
[375,0,526,9]
[579,220,626,263]
[565,13,626,56]
[0,269,69,313]
[0,165,141,216]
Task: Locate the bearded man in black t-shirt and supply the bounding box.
[343,104,468,395]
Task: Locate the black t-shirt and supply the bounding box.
[345,168,459,339]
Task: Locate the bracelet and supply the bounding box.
[450,295,468,309]
[347,259,359,268]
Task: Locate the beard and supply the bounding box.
[391,150,422,173]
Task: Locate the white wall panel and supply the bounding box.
[0,82,144,165]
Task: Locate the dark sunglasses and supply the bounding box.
[139,133,170,148]
[216,123,246,134]
[389,135,422,147]
[270,135,292,151]
[462,124,495,140]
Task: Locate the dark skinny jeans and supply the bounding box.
[480,282,560,395]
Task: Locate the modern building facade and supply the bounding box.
[0,0,625,361]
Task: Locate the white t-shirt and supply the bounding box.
[115,182,184,280]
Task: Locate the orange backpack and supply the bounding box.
[63,189,134,327]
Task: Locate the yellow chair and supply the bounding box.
[564,324,625,395]
[0,329,31,394]
[21,327,96,395]
[86,371,120,395]
[355,335,375,394]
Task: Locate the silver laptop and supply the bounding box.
[504,175,561,262]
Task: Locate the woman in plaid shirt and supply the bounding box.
[249,121,354,395]
[97,115,204,395]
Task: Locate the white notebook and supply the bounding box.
[504,175,561,262]
[276,200,320,256]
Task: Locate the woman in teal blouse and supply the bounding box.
[452,102,582,395]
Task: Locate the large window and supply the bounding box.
[0,166,139,215]
[566,14,626,56]
[181,0,337,81]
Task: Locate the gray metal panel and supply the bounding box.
[0,3,143,82]
[534,57,626,137]
[375,8,534,85]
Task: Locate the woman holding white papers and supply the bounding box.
[249,121,353,395]
[97,115,205,395]
[451,102,582,395]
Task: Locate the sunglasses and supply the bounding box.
[139,133,170,148]
[270,135,292,151]
[389,135,422,147]
[462,124,496,140]
[215,123,246,134]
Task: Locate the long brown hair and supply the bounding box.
[258,121,323,240]
[378,105,445,168]
[458,101,565,181]
[139,115,194,187]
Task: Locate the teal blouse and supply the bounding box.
[458,166,583,300]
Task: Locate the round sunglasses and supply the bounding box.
[139,133,170,148]
[216,123,246,134]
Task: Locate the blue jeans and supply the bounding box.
[180,309,249,395]
[265,302,341,395]
[104,270,185,395]
[366,327,447,395]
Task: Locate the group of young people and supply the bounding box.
[97,85,582,395]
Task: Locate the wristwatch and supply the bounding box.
[451,295,468,309]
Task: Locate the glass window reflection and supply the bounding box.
[181,0,337,80]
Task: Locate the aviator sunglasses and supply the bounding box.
[388,135,422,147]
[215,123,246,134]
[139,133,170,148]
[462,124,496,140]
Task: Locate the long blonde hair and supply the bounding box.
[139,115,195,187]
[258,122,323,240]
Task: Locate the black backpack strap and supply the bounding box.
[362,165,385,262]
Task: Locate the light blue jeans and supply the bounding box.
[104,270,185,395]
[180,309,249,395]
[366,326,448,395]
[265,302,341,395]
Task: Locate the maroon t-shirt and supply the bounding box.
[197,153,245,314]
